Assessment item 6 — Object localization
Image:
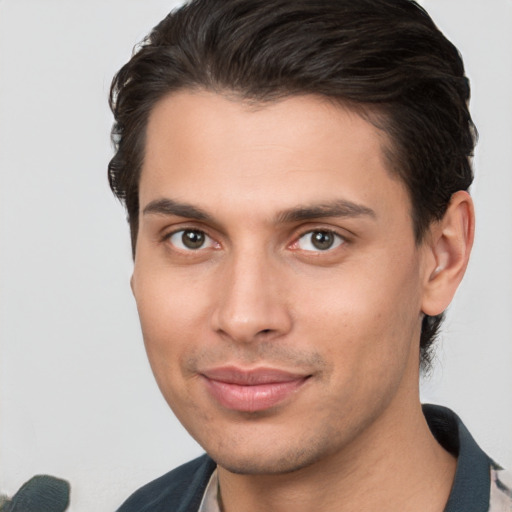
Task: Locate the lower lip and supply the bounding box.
[202,376,309,412]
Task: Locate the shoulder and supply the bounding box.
[116,454,216,512]
[423,404,512,512]
[489,464,512,512]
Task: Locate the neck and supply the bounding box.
[217,395,456,512]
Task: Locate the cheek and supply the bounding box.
[133,269,213,380]
[294,256,423,371]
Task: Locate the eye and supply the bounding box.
[295,230,344,252]
[167,229,216,251]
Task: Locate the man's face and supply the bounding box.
[132,91,432,474]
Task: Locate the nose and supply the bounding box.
[211,250,293,344]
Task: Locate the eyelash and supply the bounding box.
[292,229,346,252]
[163,228,218,252]
[162,226,347,256]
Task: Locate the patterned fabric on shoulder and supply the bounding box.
[489,463,512,512]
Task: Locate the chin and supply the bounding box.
[206,433,335,476]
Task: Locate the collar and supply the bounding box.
[198,468,220,512]
[199,405,493,512]
[423,404,492,512]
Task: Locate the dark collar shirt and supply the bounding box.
[117,404,512,512]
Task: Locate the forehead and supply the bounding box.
[140,90,410,225]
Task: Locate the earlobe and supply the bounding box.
[421,191,475,316]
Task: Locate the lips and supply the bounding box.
[200,367,310,412]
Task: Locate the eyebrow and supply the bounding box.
[143,198,213,221]
[143,197,376,224]
[275,200,376,223]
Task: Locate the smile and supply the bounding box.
[200,367,311,413]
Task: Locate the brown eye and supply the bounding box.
[296,230,344,252]
[182,230,205,249]
[169,229,212,250]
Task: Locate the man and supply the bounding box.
[109,0,512,510]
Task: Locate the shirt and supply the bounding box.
[116,405,512,511]
[198,405,512,512]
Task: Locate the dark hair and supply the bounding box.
[108,0,476,369]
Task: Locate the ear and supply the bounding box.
[421,191,475,316]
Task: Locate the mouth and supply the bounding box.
[200,366,311,413]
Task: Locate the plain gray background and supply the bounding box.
[1,1,511,510]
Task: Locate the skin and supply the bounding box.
[132,90,474,511]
